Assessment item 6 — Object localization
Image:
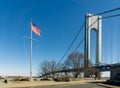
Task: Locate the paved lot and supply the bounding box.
[15,83,107,88]
[2,78,118,88]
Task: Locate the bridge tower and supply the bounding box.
[84,13,102,67]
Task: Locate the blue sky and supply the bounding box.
[0,0,120,76]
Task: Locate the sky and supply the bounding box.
[0,0,120,76]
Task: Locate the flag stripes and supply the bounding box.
[31,23,41,36]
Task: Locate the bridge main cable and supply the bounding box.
[57,7,120,67]
[90,7,120,17]
[56,21,85,66]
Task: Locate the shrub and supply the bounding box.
[13,76,21,81]
[41,78,51,81]
[54,76,70,82]
[13,76,29,81]
[33,79,37,81]
[4,79,8,83]
[20,78,29,81]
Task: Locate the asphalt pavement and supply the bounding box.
[14,83,108,88]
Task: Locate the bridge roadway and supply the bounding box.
[41,63,120,77]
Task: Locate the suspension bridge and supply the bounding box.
[42,7,120,77]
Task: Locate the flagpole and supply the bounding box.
[30,19,32,81]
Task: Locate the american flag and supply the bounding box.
[31,23,41,36]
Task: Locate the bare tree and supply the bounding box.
[48,60,57,78]
[84,67,101,79]
[38,60,57,78]
[65,52,84,78]
[38,60,49,77]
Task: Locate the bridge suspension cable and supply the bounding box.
[56,21,85,66]
[117,16,120,63]
[111,18,114,64]
[102,13,120,64]
[100,12,120,64]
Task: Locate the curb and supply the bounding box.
[97,83,120,88]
